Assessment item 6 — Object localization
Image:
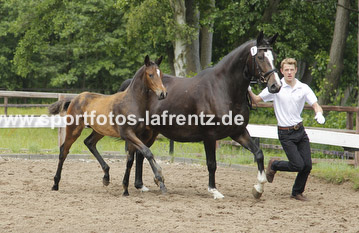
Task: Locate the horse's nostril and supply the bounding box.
[269,84,281,93]
[159,92,166,100]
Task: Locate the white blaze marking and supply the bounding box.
[274,72,281,86]
[264,50,281,86]
[157,69,160,77]
[264,51,275,69]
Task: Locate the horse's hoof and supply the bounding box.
[208,188,224,199]
[103,178,110,186]
[252,187,263,199]
[52,185,58,191]
[154,178,167,193]
[160,183,167,194]
[135,183,144,189]
[123,191,129,196]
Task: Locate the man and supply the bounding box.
[248,58,325,201]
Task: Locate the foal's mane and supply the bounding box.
[127,64,148,88]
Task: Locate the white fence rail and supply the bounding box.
[247,124,359,149]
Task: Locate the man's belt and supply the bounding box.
[277,122,303,131]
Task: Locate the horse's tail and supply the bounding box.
[48,99,72,115]
[118,78,133,92]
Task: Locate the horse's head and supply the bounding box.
[144,55,167,100]
[248,31,282,93]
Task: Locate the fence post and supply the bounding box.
[58,94,66,147]
[346,112,353,130]
[169,140,174,155]
[4,97,8,116]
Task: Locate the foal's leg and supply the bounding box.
[84,130,110,186]
[204,139,224,199]
[124,131,166,193]
[52,124,84,191]
[231,129,266,199]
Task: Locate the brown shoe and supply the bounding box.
[290,193,309,201]
[266,158,279,183]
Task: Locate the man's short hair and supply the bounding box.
[281,58,297,69]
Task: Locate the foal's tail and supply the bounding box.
[48,99,72,115]
[118,78,132,92]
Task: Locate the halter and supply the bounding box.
[249,45,278,84]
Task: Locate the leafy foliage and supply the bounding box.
[212,0,270,61]
[3,0,149,93]
[0,0,357,105]
[261,0,337,62]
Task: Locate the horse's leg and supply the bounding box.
[122,144,141,196]
[134,151,146,190]
[122,150,151,193]
[124,131,166,194]
[83,130,110,186]
[134,132,158,191]
[203,139,224,199]
[231,129,266,199]
[52,124,84,191]
[122,143,149,195]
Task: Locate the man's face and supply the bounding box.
[281,64,297,83]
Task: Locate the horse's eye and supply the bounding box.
[258,56,264,60]
[149,74,153,78]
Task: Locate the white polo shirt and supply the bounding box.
[259,78,318,127]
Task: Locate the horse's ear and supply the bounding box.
[144,55,150,67]
[256,31,264,45]
[155,56,163,66]
[268,33,279,45]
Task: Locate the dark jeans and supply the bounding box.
[272,125,312,196]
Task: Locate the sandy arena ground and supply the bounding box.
[0,156,358,233]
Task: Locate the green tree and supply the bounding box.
[7,0,146,93]
[318,0,353,105]
[0,1,24,90]
[0,0,357,106]
[125,0,216,76]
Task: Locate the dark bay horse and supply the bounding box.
[122,32,282,199]
[48,55,168,194]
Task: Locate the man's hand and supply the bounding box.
[314,112,325,124]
